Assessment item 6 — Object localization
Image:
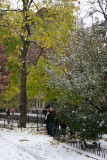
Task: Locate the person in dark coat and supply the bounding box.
[45,110,50,135]
[47,108,56,137]
[6,108,10,124]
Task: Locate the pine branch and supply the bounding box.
[85,98,102,111]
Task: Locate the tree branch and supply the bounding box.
[28,0,38,10]
[26,43,44,75]
[0,9,22,12]
[89,9,103,16]
[30,42,44,66]
[28,0,33,8]
[85,98,102,111]
[98,0,107,20]
[32,0,39,10]
[88,0,107,20]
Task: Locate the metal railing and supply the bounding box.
[67,140,107,159]
[0,110,46,131]
[0,110,107,159]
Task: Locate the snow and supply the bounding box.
[0,127,106,160]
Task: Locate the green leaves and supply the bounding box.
[0,0,80,106]
[5,56,20,100]
[66,111,107,140]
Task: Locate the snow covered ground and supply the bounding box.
[0,126,107,160]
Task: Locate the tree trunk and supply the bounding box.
[19,42,28,127]
[19,0,30,127]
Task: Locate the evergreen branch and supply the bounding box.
[85,98,102,111]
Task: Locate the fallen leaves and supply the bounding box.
[19,139,29,141]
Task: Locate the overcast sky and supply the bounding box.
[79,0,105,26]
[9,0,105,26]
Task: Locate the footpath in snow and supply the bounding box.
[0,127,106,160]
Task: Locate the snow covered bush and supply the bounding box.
[43,21,107,140]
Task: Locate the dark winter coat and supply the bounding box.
[6,109,10,116]
[47,111,55,124]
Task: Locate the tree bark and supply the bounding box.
[19,0,30,127]
[19,42,28,127]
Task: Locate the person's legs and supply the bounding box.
[47,123,50,135]
[48,124,55,137]
[51,124,55,137]
[48,124,52,136]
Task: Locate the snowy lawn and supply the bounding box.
[0,127,106,160]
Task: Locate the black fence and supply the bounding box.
[67,140,107,159]
[0,110,107,159]
[0,110,46,131]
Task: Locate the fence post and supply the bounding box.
[4,117,5,128]
[102,149,106,159]
[17,112,18,122]
[41,111,42,126]
[28,111,29,123]
[11,119,13,130]
[37,110,39,131]
[20,121,22,131]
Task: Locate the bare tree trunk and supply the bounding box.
[19,42,28,127]
[19,0,30,127]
